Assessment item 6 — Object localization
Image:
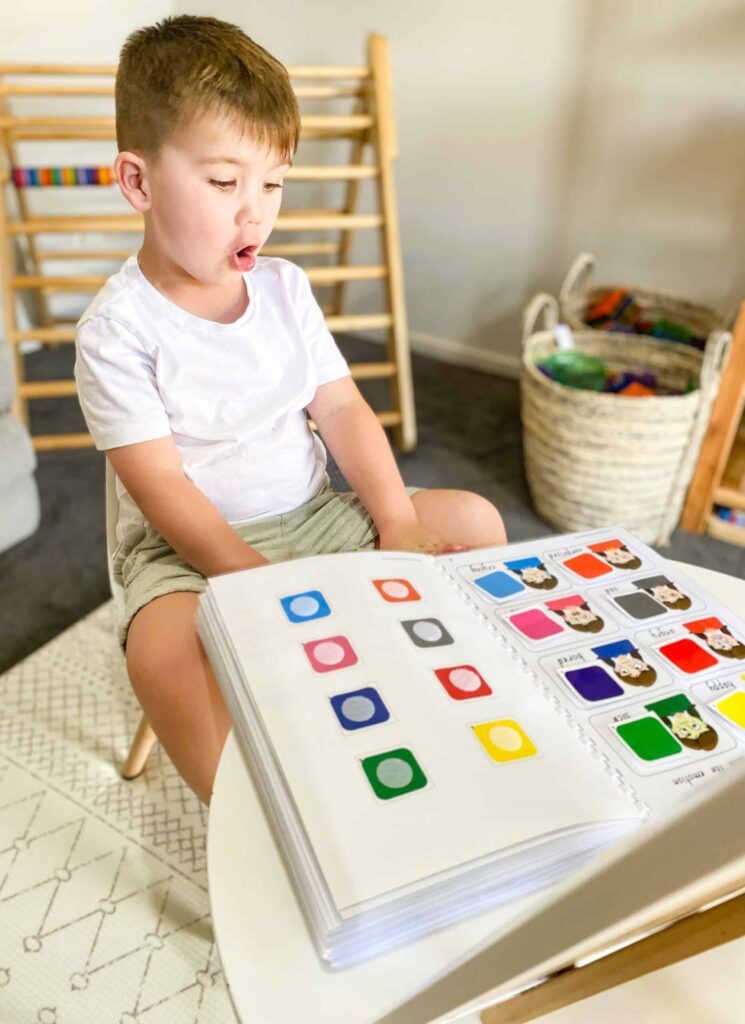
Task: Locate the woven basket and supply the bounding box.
[521,294,731,546]
[559,251,725,343]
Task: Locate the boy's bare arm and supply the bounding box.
[106,436,269,576]
[307,377,465,554]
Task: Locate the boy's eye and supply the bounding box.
[209,179,235,190]
[264,182,283,193]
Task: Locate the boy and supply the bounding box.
[74,15,506,806]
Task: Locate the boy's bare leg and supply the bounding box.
[410,489,507,548]
[125,591,232,806]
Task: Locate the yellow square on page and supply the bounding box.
[472,719,537,763]
[716,692,745,730]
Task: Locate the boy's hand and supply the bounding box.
[377,519,469,556]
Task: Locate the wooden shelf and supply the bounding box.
[706,512,745,548]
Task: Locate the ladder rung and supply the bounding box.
[288,66,370,80]
[275,213,383,231]
[0,61,370,79]
[293,85,364,99]
[10,311,394,344]
[8,214,142,234]
[8,212,382,234]
[0,63,116,74]
[325,313,393,332]
[375,410,402,427]
[306,265,387,285]
[349,361,396,380]
[32,432,95,451]
[0,112,372,131]
[11,274,107,290]
[263,242,340,256]
[12,327,75,343]
[35,249,133,260]
[287,165,378,181]
[0,82,114,96]
[18,379,77,398]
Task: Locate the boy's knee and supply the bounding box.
[459,491,507,545]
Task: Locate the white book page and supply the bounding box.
[205,549,641,912]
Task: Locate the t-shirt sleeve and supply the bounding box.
[74,316,171,450]
[290,265,350,385]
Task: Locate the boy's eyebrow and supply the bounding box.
[198,155,292,169]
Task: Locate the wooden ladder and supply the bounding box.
[0,34,416,453]
[680,299,745,545]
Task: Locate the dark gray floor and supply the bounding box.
[1,337,743,672]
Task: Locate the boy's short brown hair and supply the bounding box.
[115,15,300,163]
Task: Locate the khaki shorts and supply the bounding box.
[113,477,420,649]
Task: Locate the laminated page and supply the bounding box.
[439,526,745,814]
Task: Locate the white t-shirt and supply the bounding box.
[74,255,350,544]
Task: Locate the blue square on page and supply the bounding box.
[280,590,331,623]
[474,571,525,599]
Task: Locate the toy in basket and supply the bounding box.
[520,293,731,546]
[559,251,725,351]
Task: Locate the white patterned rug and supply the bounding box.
[0,601,237,1024]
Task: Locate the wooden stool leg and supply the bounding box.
[121,712,157,780]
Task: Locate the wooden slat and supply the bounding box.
[12,268,385,291]
[10,312,394,345]
[262,242,340,256]
[713,485,745,514]
[0,83,114,96]
[32,432,95,451]
[11,327,75,343]
[0,113,373,131]
[0,63,116,74]
[286,164,378,181]
[0,62,371,78]
[18,379,77,398]
[348,361,396,380]
[325,313,392,332]
[305,265,386,285]
[11,274,107,290]
[681,300,745,532]
[8,212,383,234]
[35,249,133,260]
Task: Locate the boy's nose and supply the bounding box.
[237,197,263,225]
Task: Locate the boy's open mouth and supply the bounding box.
[231,244,257,273]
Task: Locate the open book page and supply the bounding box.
[204,548,641,914]
[440,526,745,814]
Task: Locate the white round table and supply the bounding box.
[208,561,745,1024]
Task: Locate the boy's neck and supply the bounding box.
[136,246,249,325]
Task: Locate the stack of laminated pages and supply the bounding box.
[197,527,745,968]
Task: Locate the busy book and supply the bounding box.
[196,526,745,969]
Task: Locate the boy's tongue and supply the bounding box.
[231,247,255,272]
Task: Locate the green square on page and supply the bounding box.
[617,717,682,761]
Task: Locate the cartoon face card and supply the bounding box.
[539,637,673,708]
[690,676,745,736]
[603,574,702,625]
[456,554,570,607]
[498,592,618,652]
[548,537,649,584]
[593,692,734,776]
[637,616,745,679]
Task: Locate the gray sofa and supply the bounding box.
[0,339,40,553]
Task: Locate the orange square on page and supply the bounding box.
[563,553,613,579]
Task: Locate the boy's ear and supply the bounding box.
[114,151,152,212]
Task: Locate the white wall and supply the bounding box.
[3,0,745,374]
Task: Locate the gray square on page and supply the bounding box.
[401,618,454,648]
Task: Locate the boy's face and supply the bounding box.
[120,111,290,289]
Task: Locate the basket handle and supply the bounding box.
[559,251,595,309]
[699,328,732,393]
[522,293,559,345]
